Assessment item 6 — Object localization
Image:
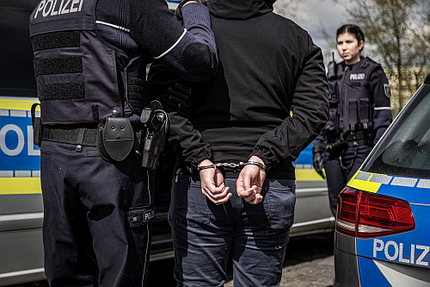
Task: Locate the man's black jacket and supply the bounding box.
[149,0,329,179]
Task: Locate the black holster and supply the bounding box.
[140,102,169,171]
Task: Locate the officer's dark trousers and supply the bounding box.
[324,139,372,217]
[40,141,154,287]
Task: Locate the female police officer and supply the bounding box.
[312,24,392,217]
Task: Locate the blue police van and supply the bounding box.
[0,1,332,286]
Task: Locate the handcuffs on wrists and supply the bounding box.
[197,161,266,171]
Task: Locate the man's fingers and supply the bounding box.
[202,186,231,205]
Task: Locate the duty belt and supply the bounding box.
[42,126,98,147]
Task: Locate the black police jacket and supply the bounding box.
[313,56,392,149]
[29,0,218,125]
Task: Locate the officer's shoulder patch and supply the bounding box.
[384,83,391,98]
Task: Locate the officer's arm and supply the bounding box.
[251,37,329,170]
[129,0,218,82]
[370,68,392,144]
[147,62,213,170]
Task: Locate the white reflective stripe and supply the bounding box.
[153,28,187,60]
[0,268,45,279]
[292,217,335,228]
[0,212,44,222]
[374,107,391,110]
[374,260,430,287]
[95,20,130,33]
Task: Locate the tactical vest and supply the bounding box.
[325,57,380,141]
[29,0,147,125]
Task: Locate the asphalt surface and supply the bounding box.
[147,232,335,287]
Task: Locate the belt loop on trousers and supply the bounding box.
[76,128,85,152]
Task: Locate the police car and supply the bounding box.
[0,0,333,286]
[334,73,430,286]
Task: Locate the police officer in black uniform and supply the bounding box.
[29,0,218,286]
[313,24,392,217]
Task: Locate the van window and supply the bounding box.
[0,0,40,97]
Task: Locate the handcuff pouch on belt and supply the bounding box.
[97,117,134,162]
[139,101,169,171]
[31,103,42,146]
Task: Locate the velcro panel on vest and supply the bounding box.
[33,57,82,77]
[32,31,80,52]
[360,98,370,123]
[127,77,147,114]
[38,83,85,101]
[348,99,358,129]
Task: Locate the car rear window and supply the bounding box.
[362,84,430,179]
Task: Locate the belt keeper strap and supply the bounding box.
[77,128,85,145]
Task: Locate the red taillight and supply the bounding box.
[336,187,415,238]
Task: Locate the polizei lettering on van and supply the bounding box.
[34,0,84,18]
[373,239,429,267]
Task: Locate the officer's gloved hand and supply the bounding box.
[312,146,325,179]
[176,0,207,25]
[163,83,193,114]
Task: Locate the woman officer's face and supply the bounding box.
[337,32,364,65]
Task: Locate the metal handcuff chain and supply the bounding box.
[197,161,266,171]
[339,140,358,170]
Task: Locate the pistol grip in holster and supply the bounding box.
[140,105,169,171]
[31,103,42,146]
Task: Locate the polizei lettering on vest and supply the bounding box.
[34,0,84,18]
[350,73,365,80]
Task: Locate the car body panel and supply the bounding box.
[357,257,392,287]
[335,233,360,287]
[347,171,430,269]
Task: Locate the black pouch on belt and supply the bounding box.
[97,117,134,162]
[31,103,42,146]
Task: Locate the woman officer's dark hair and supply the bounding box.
[337,24,365,50]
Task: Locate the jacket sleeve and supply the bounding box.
[251,37,329,170]
[370,67,392,144]
[312,132,325,150]
[147,63,213,169]
[129,0,218,82]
